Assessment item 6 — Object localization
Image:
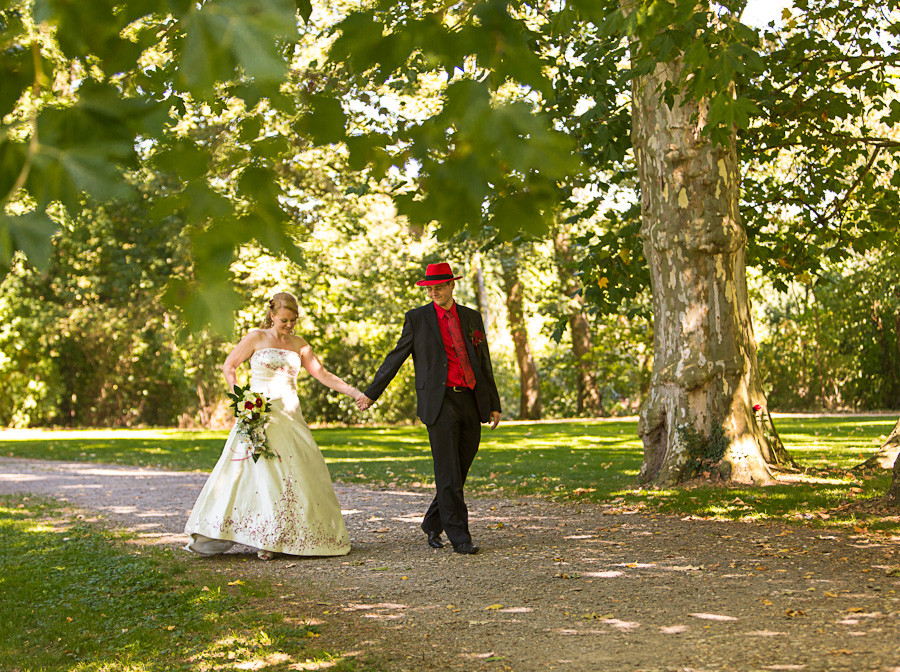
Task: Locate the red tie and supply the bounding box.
[446,313,476,388]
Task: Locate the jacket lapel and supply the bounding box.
[424,303,443,347]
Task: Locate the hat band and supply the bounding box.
[423,273,455,282]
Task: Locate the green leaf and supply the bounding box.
[0,39,32,120]
[294,0,312,22]
[237,117,264,144]
[489,190,555,240]
[148,141,209,182]
[33,0,151,69]
[297,94,347,145]
[177,0,299,92]
[233,214,304,263]
[163,276,242,335]
[18,83,165,208]
[0,135,29,199]
[0,211,58,273]
[344,134,392,177]
[180,183,234,222]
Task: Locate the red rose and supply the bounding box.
[470,329,485,347]
[753,404,761,411]
[255,397,263,408]
[244,400,255,410]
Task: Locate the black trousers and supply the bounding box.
[421,388,481,547]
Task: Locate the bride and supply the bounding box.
[185,292,362,560]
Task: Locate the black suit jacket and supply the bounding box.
[365,302,501,426]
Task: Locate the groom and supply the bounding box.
[357,262,501,555]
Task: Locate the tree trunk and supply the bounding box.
[890,447,900,505]
[630,52,791,485]
[554,225,604,416]
[858,417,900,470]
[470,253,491,339]
[499,245,542,420]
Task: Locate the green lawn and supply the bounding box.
[0,495,374,672]
[1,415,897,532]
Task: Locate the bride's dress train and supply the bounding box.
[185,348,350,556]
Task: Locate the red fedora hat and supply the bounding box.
[416,262,463,286]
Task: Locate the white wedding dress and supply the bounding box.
[185,348,351,557]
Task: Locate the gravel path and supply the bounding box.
[2,456,900,672]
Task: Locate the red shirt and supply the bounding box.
[433,302,470,388]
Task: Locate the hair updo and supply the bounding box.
[261,291,299,328]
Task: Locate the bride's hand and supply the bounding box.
[356,393,373,411]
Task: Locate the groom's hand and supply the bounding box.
[489,411,501,429]
[357,394,374,411]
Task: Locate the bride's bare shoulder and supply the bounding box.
[238,329,269,347]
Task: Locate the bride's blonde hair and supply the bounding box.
[262,292,299,328]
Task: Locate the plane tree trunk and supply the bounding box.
[630,51,792,485]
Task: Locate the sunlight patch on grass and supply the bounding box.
[1,415,897,533]
[0,428,219,440]
[325,455,428,464]
[0,495,373,672]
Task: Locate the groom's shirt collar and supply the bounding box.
[432,300,458,321]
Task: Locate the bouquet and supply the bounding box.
[226,384,276,462]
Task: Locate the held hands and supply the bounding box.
[343,385,372,412]
[356,393,374,411]
[346,382,372,411]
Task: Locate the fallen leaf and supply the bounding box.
[785,609,805,618]
[227,580,244,586]
[485,604,504,610]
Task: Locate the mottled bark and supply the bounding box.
[499,246,542,420]
[630,55,791,485]
[890,447,900,505]
[858,417,900,471]
[554,226,604,416]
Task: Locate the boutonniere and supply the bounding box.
[467,325,485,348]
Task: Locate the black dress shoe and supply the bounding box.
[426,531,445,549]
[452,542,479,555]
